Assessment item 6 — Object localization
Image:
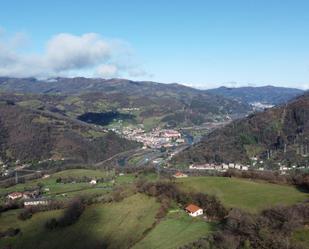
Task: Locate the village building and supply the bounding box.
[22,190,39,199]
[173,172,188,178]
[241,166,249,171]
[235,164,241,170]
[161,130,181,139]
[222,164,229,170]
[228,163,235,168]
[190,164,215,170]
[24,198,49,207]
[185,204,203,217]
[90,179,97,185]
[7,192,23,200]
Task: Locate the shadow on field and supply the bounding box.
[295,185,309,194]
[2,208,110,249]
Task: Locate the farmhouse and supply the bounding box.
[7,192,23,200]
[24,198,49,207]
[173,172,188,178]
[23,190,39,199]
[185,204,203,217]
[90,179,97,185]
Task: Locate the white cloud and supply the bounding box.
[96,64,119,77]
[0,30,148,79]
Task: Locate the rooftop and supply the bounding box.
[185,204,202,213]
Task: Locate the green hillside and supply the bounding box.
[173,93,309,167]
[176,176,308,213]
[0,194,160,249]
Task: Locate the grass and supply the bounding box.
[0,194,160,249]
[176,176,308,213]
[292,227,309,248]
[143,116,164,131]
[133,210,215,249]
[0,169,114,200]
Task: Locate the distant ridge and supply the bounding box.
[206,85,304,105]
[0,77,251,127]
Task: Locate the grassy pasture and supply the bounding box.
[176,176,308,213]
[0,194,160,249]
[133,210,215,249]
[292,227,309,248]
[0,169,114,201]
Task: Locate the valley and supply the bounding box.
[0,78,308,249]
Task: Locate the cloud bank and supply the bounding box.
[0,31,149,78]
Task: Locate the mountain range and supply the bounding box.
[0,77,252,128]
[206,85,304,105]
[0,77,306,167]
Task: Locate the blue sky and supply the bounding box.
[0,0,308,89]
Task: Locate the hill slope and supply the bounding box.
[0,77,251,127]
[0,101,138,163]
[173,93,309,167]
[206,85,304,105]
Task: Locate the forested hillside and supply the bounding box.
[173,93,309,167]
[0,77,251,127]
[0,101,138,163]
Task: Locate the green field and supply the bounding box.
[292,228,309,248]
[0,169,114,202]
[133,210,215,249]
[0,194,160,249]
[176,176,308,213]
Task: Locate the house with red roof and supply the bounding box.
[173,172,188,178]
[7,192,23,200]
[185,204,203,217]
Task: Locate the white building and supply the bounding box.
[90,179,97,185]
[222,164,229,170]
[241,166,249,171]
[228,163,235,168]
[8,192,23,200]
[235,164,242,170]
[24,199,49,207]
[185,204,203,217]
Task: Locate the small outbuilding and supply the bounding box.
[173,172,188,178]
[185,204,203,217]
[90,179,97,185]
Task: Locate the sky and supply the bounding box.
[0,0,308,89]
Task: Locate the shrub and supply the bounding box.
[18,208,33,220]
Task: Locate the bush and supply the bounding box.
[136,181,227,219]
[45,198,85,230]
[18,208,33,220]
[0,228,20,238]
